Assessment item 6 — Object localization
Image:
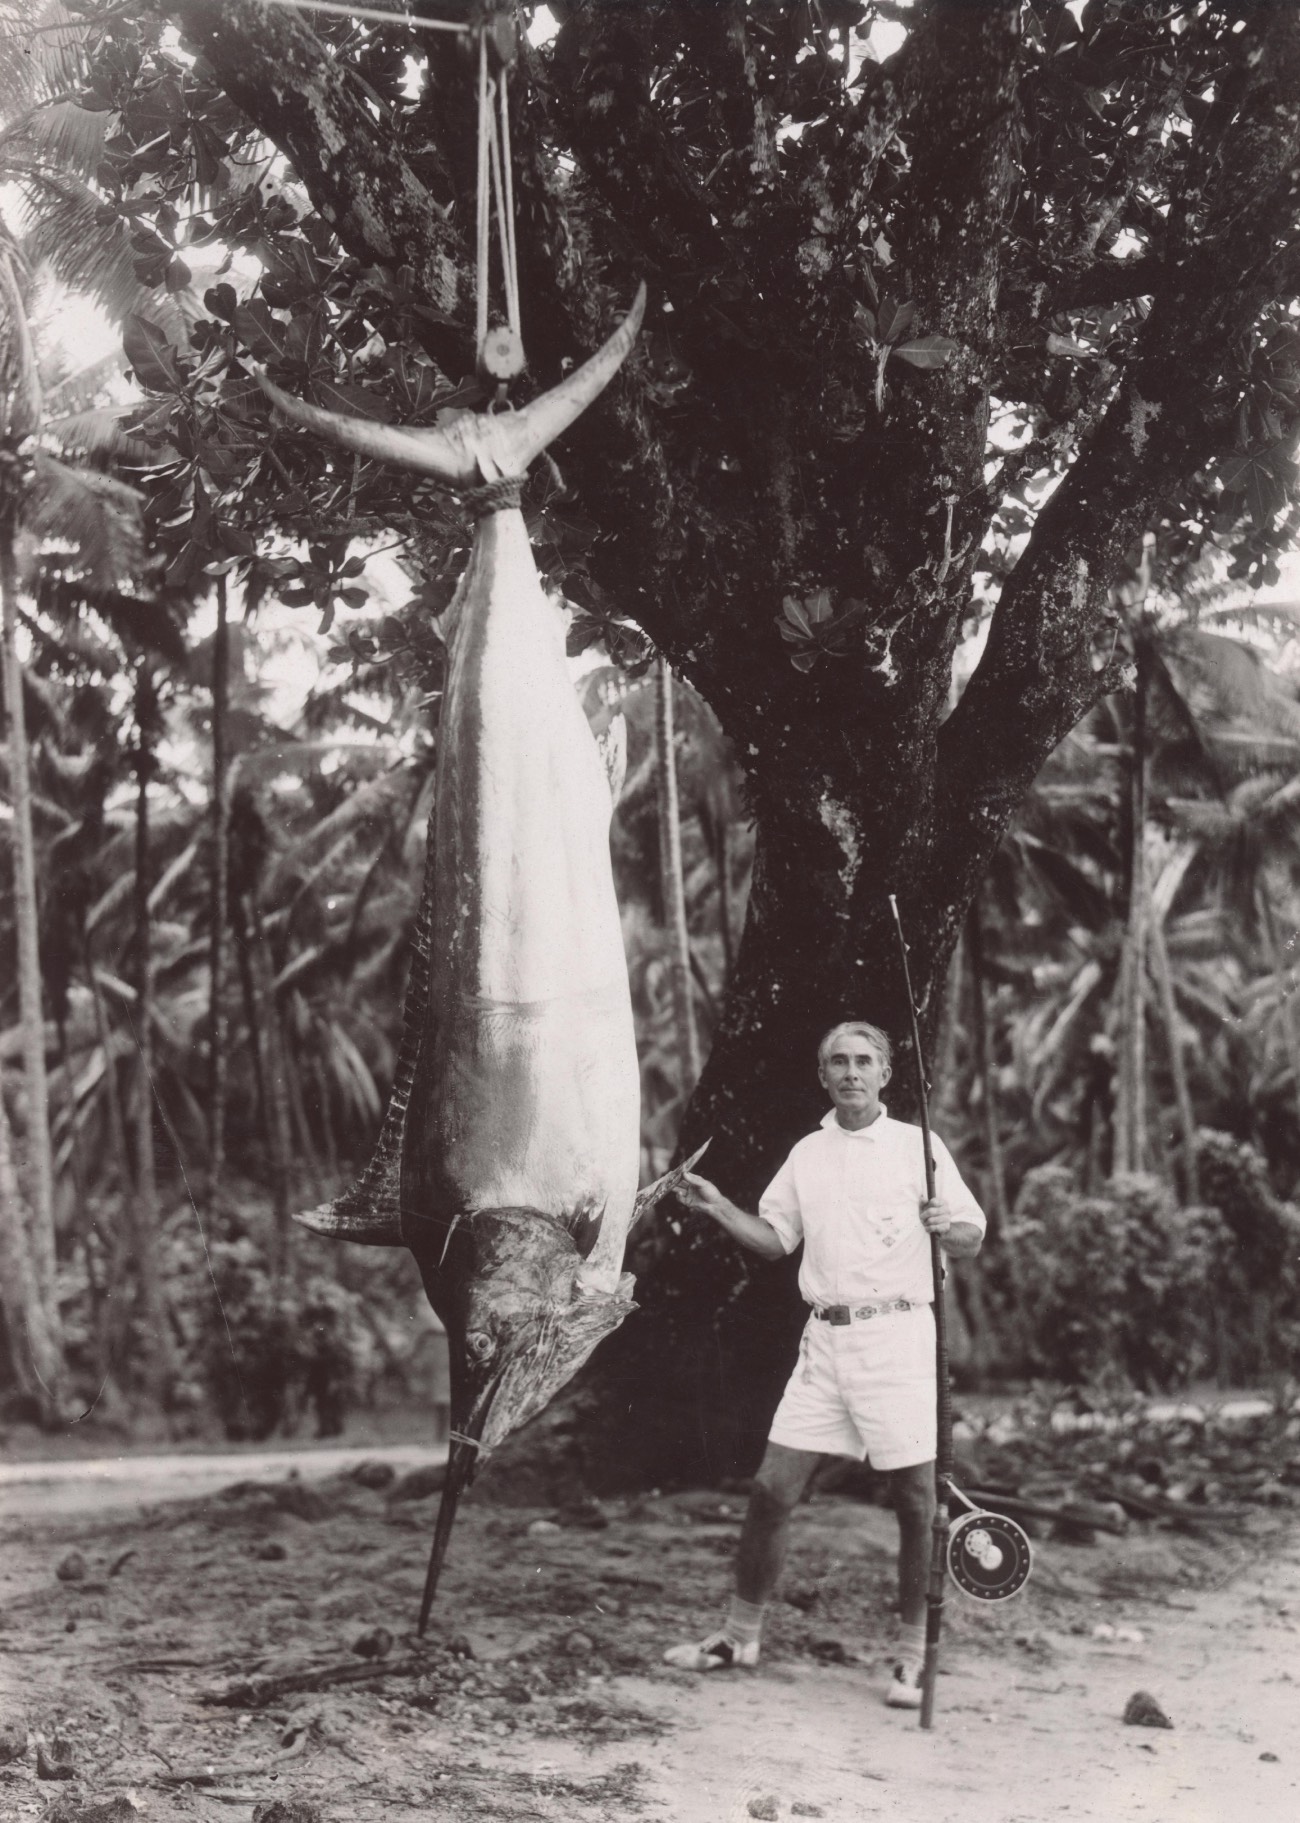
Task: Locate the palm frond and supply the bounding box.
[1,98,109,180]
[43,404,150,460]
[0,242,41,436]
[0,1,88,118]
[11,169,178,331]
[26,451,144,587]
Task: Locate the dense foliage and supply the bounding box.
[4,2,1300,1455]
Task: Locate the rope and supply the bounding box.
[262,0,469,34]
[475,29,492,366]
[462,474,524,516]
[473,11,524,379]
[262,0,522,377]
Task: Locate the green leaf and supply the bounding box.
[892,335,959,370]
[782,595,813,637]
[1216,455,1253,493]
[853,301,877,340]
[123,313,182,391]
[876,297,915,344]
[1245,461,1289,531]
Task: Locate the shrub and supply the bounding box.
[1007,1167,1226,1390]
[200,1238,371,1440]
[1194,1131,1300,1380]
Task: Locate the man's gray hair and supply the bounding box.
[817,1021,893,1069]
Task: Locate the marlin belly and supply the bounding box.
[400,508,641,1297]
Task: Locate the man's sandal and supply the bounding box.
[663,1632,759,1671]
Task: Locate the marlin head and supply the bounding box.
[414,1206,634,1630]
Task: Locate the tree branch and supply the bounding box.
[933,7,1300,895]
[170,0,462,313]
[878,2,1021,566]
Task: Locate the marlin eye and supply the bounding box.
[466,1329,495,1363]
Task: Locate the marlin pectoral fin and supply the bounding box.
[566,1197,606,1260]
[632,1140,712,1221]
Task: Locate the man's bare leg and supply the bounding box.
[734,1442,821,1605]
[664,1442,818,1670]
[883,1460,936,1705]
[889,1460,936,1624]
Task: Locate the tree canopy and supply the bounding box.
[6,0,1300,1456]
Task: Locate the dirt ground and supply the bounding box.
[1,1465,1298,1823]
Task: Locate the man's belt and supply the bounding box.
[812,1297,920,1325]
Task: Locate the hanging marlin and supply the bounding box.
[258,285,700,1628]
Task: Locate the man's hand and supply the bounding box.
[675,1173,787,1261]
[920,1197,953,1237]
[677,1170,727,1214]
[921,1199,982,1259]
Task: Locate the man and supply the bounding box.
[664,1020,985,1708]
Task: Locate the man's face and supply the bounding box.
[818,1034,891,1123]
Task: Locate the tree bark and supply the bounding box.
[244,893,294,1279]
[1114,644,1149,1176]
[0,1081,62,1419]
[655,658,699,1100]
[1146,905,1200,1203]
[131,664,172,1404]
[965,899,1009,1236]
[208,574,231,1199]
[0,509,59,1321]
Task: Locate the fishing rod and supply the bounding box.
[886,896,1032,1730]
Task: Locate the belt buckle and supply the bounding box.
[824,1305,851,1326]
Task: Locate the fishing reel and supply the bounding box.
[945,1485,1033,1601]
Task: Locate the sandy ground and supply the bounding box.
[0,1465,1297,1823]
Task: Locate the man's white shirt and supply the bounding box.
[758,1107,985,1308]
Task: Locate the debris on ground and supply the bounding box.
[55,1551,86,1583]
[2,1407,1295,1822]
[388,1464,447,1502]
[44,1798,138,1823]
[747,1797,779,1820]
[1123,1690,1173,1728]
[36,1739,76,1779]
[351,1460,396,1490]
[952,1393,1300,1541]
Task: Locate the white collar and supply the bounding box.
[821,1106,890,1139]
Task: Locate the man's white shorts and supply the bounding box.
[767,1303,936,1471]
